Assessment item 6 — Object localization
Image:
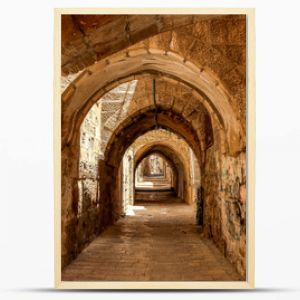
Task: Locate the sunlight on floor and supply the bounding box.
[125,205,146,216]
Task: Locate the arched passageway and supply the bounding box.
[61,14,247,281]
[134,152,178,201]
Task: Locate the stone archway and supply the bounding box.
[97,107,204,223]
[61,15,242,75]
[134,144,191,203]
[62,52,242,155]
[134,151,179,202]
[60,15,247,278]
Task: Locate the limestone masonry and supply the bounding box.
[61,15,247,280]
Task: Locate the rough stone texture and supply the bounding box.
[100,80,138,154]
[61,52,241,158]
[122,147,134,210]
[60,15,247,279]
[61,15,245,145]
[135,190,177,202]
[62,201,242,281]
[202,138,246,278]
[131,129,201,205]
[62,15,223,75]
[135,154,174,190]
[78,103,101,213]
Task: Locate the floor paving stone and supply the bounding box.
[62,201,242,281]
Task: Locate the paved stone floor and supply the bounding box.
[62,201,242,281]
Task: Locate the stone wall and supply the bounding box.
[130,129,200,205]
[135,154,174,190]
[100,81,137,155]
[202,138,246,278]
[78,103,101,215]
[60,15,247,278]
[122,147,134,211]
[61,80,139,268]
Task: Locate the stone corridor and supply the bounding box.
[60,15,247,280]
[62,200,241,281]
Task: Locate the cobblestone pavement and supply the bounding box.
[62,201,242,281]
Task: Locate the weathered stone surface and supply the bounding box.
[62,15,216,75]
[131,129,200,204]
[239,184,246,203]
[60,15,247,279]
[62,202,243,281]
[61,15,246,140]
